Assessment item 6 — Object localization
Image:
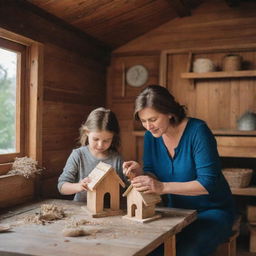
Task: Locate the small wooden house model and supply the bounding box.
[123,184,162,223]
[86,161,125,217]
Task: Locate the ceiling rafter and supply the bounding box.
[225,0,240,7]
[168,0,191,17]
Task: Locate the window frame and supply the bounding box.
[0,28,43,208]
[0,37,26,164]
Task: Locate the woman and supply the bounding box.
[123,85,235,256]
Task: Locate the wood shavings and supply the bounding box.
[40,204,65,221]
[23,214,44,225]
[24,204,66,225]
[62,227,100,237]
[8,156,43,179]
[63,217,100,237]
[0,224,11,232]
[65,218,89,228]
[62,227,90,237]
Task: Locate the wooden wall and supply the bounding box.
[0,1,110,198]
[115,0,256,54]
[107,0,256,163]
[106,2,256,240]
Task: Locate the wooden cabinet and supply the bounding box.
[215,134,256,158]
[159,47,256,197]
[159,47,256,157]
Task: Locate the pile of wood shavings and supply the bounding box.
[62,218,99,237]
[8,156,43,179]
[40,204,65,221]
[24,204,65,225]
[62,227,89,237]
[65,218,90,228]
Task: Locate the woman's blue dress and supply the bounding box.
[143,118,235,256]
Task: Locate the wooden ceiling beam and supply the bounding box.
[225,0,240,7]
[168,0,191,17]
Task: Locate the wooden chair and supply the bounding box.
[213,231,239,256]
[212,215,241,256]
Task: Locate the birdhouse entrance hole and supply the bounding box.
[131,204,137,217]
[104,192,111,209]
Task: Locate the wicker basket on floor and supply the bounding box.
[222,168,253,188]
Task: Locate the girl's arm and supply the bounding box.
[60,177,91,195]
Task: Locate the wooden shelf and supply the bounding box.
[181,70,256,79]
[231,186,256,196]
[213,129,256,136]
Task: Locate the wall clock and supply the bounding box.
[126,65,148,87]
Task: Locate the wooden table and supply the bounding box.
[0,199,196,256]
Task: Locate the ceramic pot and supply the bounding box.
[193,58,215,73]
[237,111,256,131]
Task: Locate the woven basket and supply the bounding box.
[222,168,253,188]
[222,54,242,71]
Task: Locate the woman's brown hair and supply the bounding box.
[134,85,186,125]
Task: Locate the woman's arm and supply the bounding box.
[131,175,208,195]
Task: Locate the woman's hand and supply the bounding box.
[131,175,164,194]
[123,161,143,180]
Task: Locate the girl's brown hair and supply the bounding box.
[134,85,186,125]
[79,107,120,152]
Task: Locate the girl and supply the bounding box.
[58,107,126,202]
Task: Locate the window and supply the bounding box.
[0,28,43,208]
[0,28,43,178]
[0,37,26,165]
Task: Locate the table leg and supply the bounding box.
[164,235,176,256]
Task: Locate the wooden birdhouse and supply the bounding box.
[122,185,162,223]
[85,161,125,217]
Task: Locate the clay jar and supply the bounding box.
[222,54,242,71]
[237,111,256,131]
[193,58,215,73]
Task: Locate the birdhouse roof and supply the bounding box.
[123,184,161,206]
[87,161,125,191]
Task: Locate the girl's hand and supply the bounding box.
[131,175,164,194]
[123,161,143,180]
[77,177,91,192]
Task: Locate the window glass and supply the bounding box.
[0,48,17,154]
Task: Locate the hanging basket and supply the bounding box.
[222,168,253,188]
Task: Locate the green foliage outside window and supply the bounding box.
[0,64,16,153]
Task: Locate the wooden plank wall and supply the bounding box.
[115,0,256,54]
[0,1,110,199]
[107,55,160,161]
[107,0,256,164]
[166,51,256,131]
